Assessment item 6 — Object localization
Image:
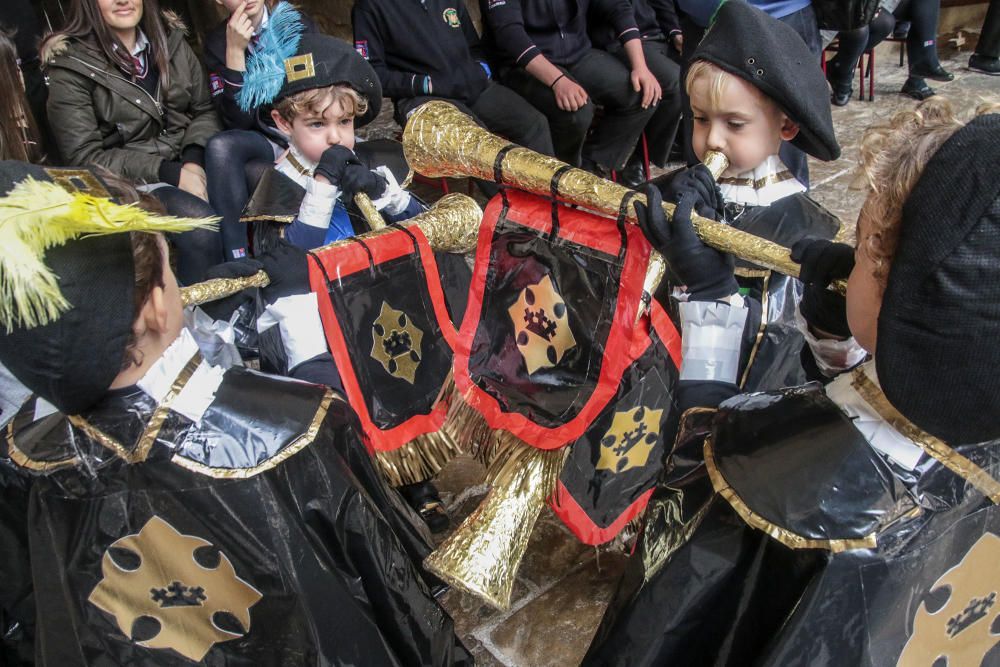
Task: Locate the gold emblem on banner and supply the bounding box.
[371,301,423,384]
[897,531,1000,666]
[88,516,263,662]
[596,406,663,473]
[508,274,576,374]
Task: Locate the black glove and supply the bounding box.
[658,164,724,220]
[315,145,387,202]
[198,258,264,321]
[635,184,737,300]
[790,238,855,338]
[256,239,311,305]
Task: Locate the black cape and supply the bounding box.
[2,358,470,666]
[584,380,1000,666]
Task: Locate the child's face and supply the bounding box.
[689,72,798,175]
[272,94,356,164]
[846,197,884,354]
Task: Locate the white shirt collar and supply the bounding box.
[718,154,806,207]
[136,328,226,425]
[825,361,925,470]
[131,29,149,57]
[252,5,271,38]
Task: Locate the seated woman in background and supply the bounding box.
[42,0,222,284]
[827,0,952,104]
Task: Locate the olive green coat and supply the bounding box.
[43,18,221,184]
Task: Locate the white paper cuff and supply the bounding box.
[794,306,868,377]
[371,165,413,216]
[257,292,328,369]
[298,177,340,229]
[679,300,748,383]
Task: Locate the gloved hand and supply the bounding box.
[315,145,387,202]
[658,164,724,220]
[256,239,311,305]
[635,184,737,300]
[790,238,855,338]
[198,258,264,321]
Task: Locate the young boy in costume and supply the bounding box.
[0,163,469,665]
[586,96,1000,667]
[240,33,424,250]
[654,0,852,391]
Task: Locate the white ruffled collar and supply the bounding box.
[136,328,225,425]
[825,361,925,470]
[718,155,806,207]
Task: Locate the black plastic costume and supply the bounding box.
[584,372,1000,666]
[1,347,470,666]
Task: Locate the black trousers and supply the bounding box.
[150,186,222,285]
[608,38,683,168]
[979,0,1000,58]
[396,80,555,157]
[830,0,946,88]
[206,129,275,260]
[500,48,656,170]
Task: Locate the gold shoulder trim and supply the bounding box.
[67,352,202,464]
[6,414,80,472]
[239,214,296,224]
[852,370,1000,504]
[704,436,878,552]
[170,390,334,479]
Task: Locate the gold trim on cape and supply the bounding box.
[6,419,80,472]
[851,370,1000,504]
[68,353,201,464]
[704,436,878,552]
[739,271,771,389]
[170,390,334,478]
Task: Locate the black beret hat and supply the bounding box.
[276,34,383,128]
[876,113,1000,444]
[691,0,841,161]
[0,162,134,415]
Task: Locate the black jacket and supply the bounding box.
[480,0,640,68]
[203,11,318,138]
[352,0,490,104]
[591,0,681,49]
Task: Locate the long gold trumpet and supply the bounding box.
[181,192,482,307]
[402,101,844,292]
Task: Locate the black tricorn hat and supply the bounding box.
[276,34,383,128]
[876,113,1000,444]
[691,0,841,161]
[0,162,214,414]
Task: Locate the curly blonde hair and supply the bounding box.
[857,98,1000,289]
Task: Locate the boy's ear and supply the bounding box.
[132,284,168,339]
[780,116,800,142]
[271,109,293,136]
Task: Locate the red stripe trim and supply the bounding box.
[550,480,655,545]
[454,191,650,450]
[308,227,454,451]
[649,299,683,369]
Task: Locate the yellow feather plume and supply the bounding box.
[0,177,218,332]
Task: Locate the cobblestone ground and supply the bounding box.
[363,32,998,667]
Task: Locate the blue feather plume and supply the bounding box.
[236,2,305,112]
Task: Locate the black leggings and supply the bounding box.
[829,0,944,89]
[205,129,275,260]
[150,186,222,285]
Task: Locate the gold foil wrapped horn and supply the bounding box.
[181,193,482,307]
[402,101,845,293]
[424,434,566,610]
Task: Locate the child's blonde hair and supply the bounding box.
[857,98,1000,289]
[273,84,368,123]
[685,60,776,113]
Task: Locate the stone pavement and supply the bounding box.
[371,36,998,667]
